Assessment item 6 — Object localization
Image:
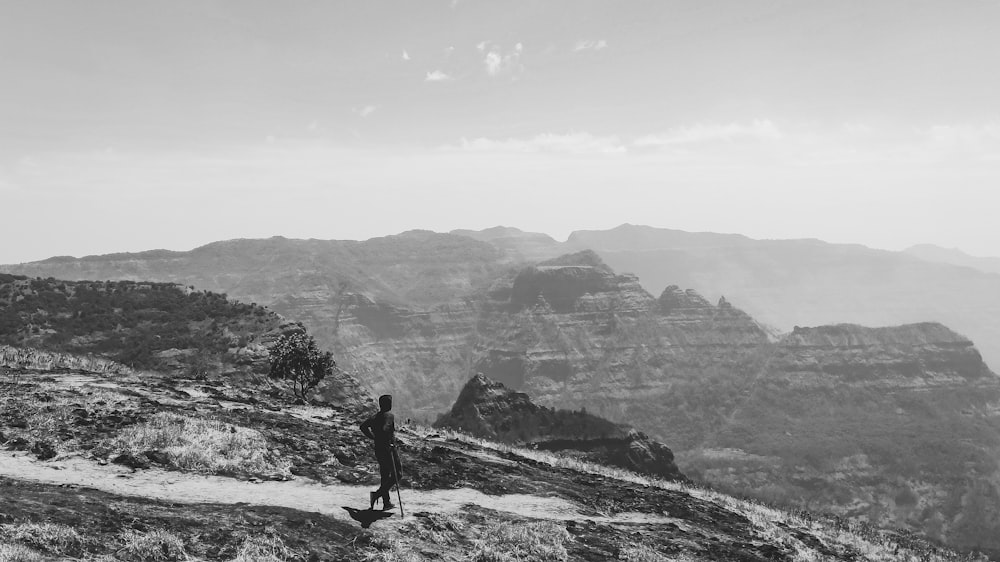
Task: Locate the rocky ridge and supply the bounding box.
[435,373,685,481]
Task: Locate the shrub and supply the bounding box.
[268,332,335,402]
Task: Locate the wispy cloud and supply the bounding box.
[425,70,452,82]
[451,132,626,155]
[354,105,377,118]
[634,120,783,146]
[573,39,608,52]
[482,42,524,77]
[401,50,410,61]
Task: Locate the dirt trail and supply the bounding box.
[0,451,685,528]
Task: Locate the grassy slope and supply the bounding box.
[0,365,990,561]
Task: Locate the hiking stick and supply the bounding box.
[391,440,404,518]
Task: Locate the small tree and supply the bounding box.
[267,332,335,402]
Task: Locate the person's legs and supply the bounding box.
[375,448,397,507]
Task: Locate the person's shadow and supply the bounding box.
[342,506,394,528]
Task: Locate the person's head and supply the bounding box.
[378,394,392,412]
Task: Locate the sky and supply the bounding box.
[2,0,999,264]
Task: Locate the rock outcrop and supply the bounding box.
[436,373,685,481]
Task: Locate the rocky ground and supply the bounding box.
[0,368,987,561]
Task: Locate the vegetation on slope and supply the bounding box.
[0,273,281,375]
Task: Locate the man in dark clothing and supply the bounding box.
[360,394,401,510]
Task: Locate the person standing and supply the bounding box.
[359,394,401,510]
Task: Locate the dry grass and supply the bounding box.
[469,521,569,562]
[115,529,187,562]
[97,412,290,476]
[0,345,132,376]
[228,532,298,562]
[0,522,85,557]
[618,545,705,562]
[0,542,45,562]
[0,383,139,457]
[359,538,426,562]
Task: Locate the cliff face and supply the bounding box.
[685,322,1000,552]
[435,373,685,481]
[556,224,1000,374]
[464,253,770,450]
[317,251,767,451]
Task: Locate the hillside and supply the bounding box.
[905,244,1000,276]
[0,273,368,407]
[434,373,685,481]
[0,360,986,561]
[2,232,511,311]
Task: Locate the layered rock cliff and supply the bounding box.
[435,373,685,481]
[684,322,1000,553]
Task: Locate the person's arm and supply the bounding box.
[360,415,375,440]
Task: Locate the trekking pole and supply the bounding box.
[391,437,404,518]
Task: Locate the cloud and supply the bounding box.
[915,123,1000,162]
[573,39,608,52]
[451,132,626,155]
[476,41,488,52]
[634,120,784,147]
[354,105,377,118]
[424,70,452,82]
[401,50,410,61]
[483,42,524,77]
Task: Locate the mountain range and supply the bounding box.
[3,225,1000,552]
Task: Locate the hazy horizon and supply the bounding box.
[3,1,999,264]
[5,222,999,266]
